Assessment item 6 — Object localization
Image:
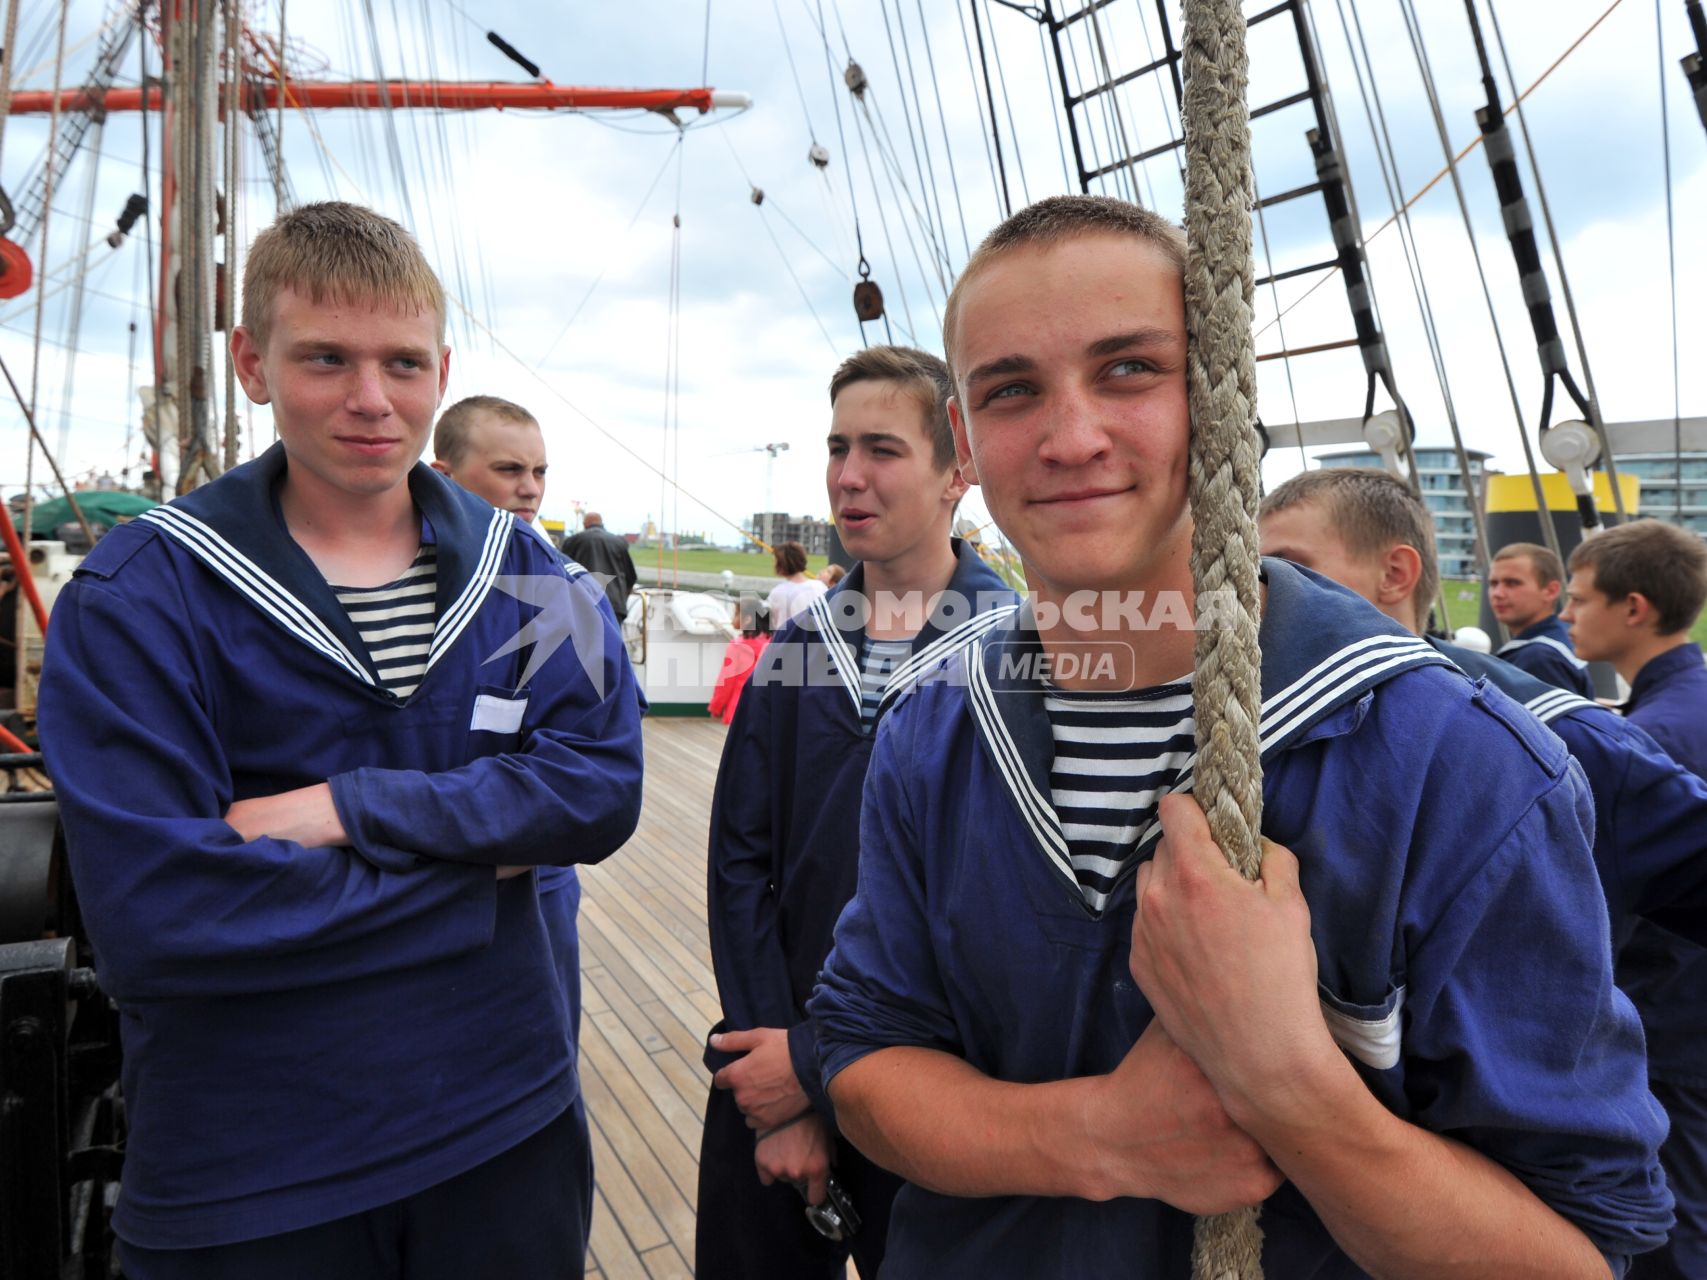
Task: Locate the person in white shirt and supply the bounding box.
[765,540,826,627]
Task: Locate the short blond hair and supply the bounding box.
[434,395,538,465]
[242,202,445,352]
[942,195,1187,381]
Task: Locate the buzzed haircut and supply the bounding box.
[828,345,956,471]
[1569,520,1707,636]
[942,194,1187,378]
[242,201,446,351]
[1492,542,1566,590]
[773,541,808,577]
[1260,467,1440,632]
[434,395,539,465]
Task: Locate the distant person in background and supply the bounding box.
[430,395,548,527]
[708,601,771,726]
[764,540,825,627]
[564,512,638,619]
[430,395,588,1049]
[1565,521,1707,1280]
[818,562,846,589]
[1488,541,1595,696]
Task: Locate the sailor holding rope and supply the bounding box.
[808,195,1672,1279]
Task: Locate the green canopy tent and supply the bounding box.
[20,491,157,534]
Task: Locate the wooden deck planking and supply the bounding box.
[578,718,729,1278]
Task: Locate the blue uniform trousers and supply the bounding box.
[694,1084,903,1280]
[118,1100,592,1280]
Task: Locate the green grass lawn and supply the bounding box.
[1441,578,1707,648]
[629,545,828,577]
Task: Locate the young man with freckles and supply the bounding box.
[38,203,642,1279]
[807,195,1672,1278]
[696,345,1014,1279]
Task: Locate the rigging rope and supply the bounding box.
[847,91,922,339]
[23,0,70,561]
[1039,21,1074,192]
[1179,0,1264,1267]
[1255,0,1630,344]
[0,0,21,174]
[1485,0,1628,520]
[1329,0,1494,598]
[915,0,973,260]
[879,0,951,278]
[982,0,1031,207]
[957,0,1008,216]
[1650,0,1683,518]
[1395,0,1565,567]
[1085,3,1139,205]
[891,2,956,274]
[54,116,103,468]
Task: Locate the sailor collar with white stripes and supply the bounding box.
[138,442,523,701]
[800,538,1018,720]
[959,558,1456,915]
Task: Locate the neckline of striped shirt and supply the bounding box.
[858,636,914,730]
[1044,676,1195,906]
[331,546,438,699]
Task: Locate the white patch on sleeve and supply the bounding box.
[1319,987,1405,1071]
[471,693,528,734]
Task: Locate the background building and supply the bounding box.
[750,512,834,555]
[1608,452,1707,535]
[1315,446,1492,580]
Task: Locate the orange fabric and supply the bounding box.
[709,634,770,725]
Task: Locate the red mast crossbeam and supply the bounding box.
[6,82,748,116]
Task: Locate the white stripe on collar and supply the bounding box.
[1525,688,1599,723]
[425,509,510,677]
[966,634,1073,880]
[141,504,513,693]
[139,507,374,685]
[1498,635,1588,668]
[962,631,1449,915]
[805,594,863,714]
[881,604,1018,710]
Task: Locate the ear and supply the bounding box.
[429,459,452,478]
[230,327,271,405]
[948,397,978,486]
[436,345,452,404]
[1376,543,1423,612]
[1625,592,1663,631]
[1540,578,1562,607]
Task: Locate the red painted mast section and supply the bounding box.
[7,82,737,115]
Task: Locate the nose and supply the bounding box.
[1036,384,1112,469]
[518,474,543,500]
[345,363,392,418]
[833,452,869,493]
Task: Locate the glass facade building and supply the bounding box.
[1606,453,1707,535]
[1314,447,1491,580]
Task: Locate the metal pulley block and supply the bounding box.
[808,143,830,169]
[853,279,885,323]
[844,59,868,98]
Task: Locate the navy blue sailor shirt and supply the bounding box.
[37,444,644,1250]
[811,558,1672,1279]
[703,538,1016,1119]
[1498,612,1595,697]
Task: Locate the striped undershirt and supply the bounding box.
[1045,675,1195,909]
[858,636,914,731]
[332,546,438,699]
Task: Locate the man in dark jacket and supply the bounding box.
[564,512,638,617]
[697,345,1015,1279]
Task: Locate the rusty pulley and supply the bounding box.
[853,280,884,323]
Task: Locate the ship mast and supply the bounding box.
[3,2,750,497]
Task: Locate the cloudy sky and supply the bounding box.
[2,0,1701,548]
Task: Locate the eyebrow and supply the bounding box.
[827,430,911,449]
[286,337,436,362]
[964,328,1179,389]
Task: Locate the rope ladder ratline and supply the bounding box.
[1179,0,1264,1269]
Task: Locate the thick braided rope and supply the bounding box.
[1180,1,1265,1277]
